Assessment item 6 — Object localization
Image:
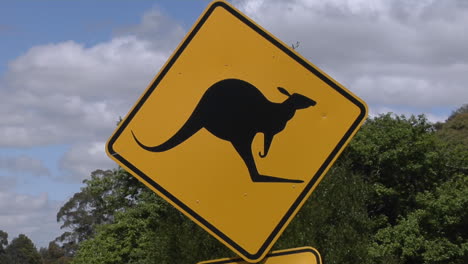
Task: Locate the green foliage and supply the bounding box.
[369,174,468,264]
[341,111,467,263]
[71,197,159,264]
[4,234,41,264]
[0,230,9,263]
[447,104,468,122]
[343,114,451,224]
[56,168,145,255]
[40,242,72,264]
[436,104,468,174]
[276,162,373,264]
[0,230,7,253]
[72,191,231,264]
[0,252,9,263]
[60,107,467,264]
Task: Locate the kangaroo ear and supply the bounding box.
[277,87,291,97]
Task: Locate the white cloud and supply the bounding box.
[0,8,185,149]
[0,191,62,248]
[0,6,187,184]
[1,0,464,182]
[0,176,16,191]
[235,0,468,114]
[0,5,187,249]
[368,105,447,123]
[60,141,115,181]
[352,74,467,107]
[0,39,152,147]
[115,7,185,52]
[0,155,50,176]
[1,0,465,250]
[5,37,164,98]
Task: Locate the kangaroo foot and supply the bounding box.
[251,174,304,183]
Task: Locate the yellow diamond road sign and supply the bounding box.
[198,247,322,264]
[106,1,367,262]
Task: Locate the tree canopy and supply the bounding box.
[47,106,468,264]
[0,233,42,264]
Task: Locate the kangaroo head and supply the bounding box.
[278,87,317,109]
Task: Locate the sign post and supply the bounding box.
[198,247,322,264]
[106,1,367,262]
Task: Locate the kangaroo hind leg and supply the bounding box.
[231,139,304,183]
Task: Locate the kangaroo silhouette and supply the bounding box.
[132,78,316,183]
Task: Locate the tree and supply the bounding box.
[5,234,41,264]
[0,230,7,253]
[275,162,373,264]
[340,112,467,264]
[342,114,453,225]
[63,109,467,263]
[0,230,10,263]
[58,167,230,263]
[436,104,468,175]
[71,191,232,264]
[71,192,163,264]
[56,168,144,255]
[369,173,468,264]
[40,241,72,264]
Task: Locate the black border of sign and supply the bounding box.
[200,247,322,264]
[107,1,367,262]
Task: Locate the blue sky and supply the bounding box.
[1,1,205,71]
[0,0,209,247]
[0,1,206,197]
[1,0,467,248]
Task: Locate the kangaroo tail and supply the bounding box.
[132,117,203,152]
